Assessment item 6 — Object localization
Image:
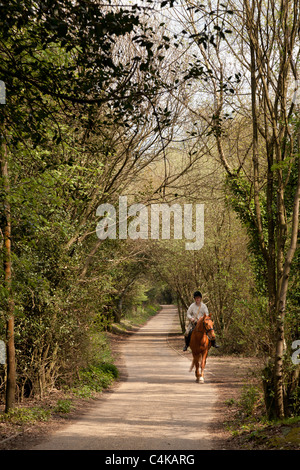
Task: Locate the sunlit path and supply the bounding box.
[32,306,219,450]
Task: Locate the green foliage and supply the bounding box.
[1,0,229,407]
[53,399,74,414]
[123,303,160,327]
[225,398,236,407]
[225,174,269,294]
[239,385,260,417]
[74,362,119,395]
[224,295,272,355]
[1,407,51,424]
[262,355,300,420]
[0,0,173,141]
[290,387,300,417]
[0,0,177,400]
[0,1,297,425]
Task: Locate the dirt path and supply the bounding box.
[30,305,227,450]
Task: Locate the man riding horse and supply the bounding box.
[183,291,220,351]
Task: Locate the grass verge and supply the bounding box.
[225,383,300,450]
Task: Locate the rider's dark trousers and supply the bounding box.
[185,329,193,348]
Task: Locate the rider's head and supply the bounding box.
[193,291,202,302]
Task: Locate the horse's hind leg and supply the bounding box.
[195,355,201,383]
[199,350,208,383]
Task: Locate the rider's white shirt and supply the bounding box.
[186,301,209,322]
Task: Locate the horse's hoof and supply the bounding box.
[199,377,204,383]
[196,378,200,383]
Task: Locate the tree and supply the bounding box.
[0,116,16,412]
[176,0,300,418]
[1,0,198,409]
[0,0,174,411]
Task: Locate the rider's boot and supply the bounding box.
[183,332,191,351]
[211,339,220,348]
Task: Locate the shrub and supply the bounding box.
[239,385,260,417]
[53,399,74,414]
[74,361,119,395]
[1,407,51,424]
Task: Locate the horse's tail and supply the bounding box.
[189,358,195,372]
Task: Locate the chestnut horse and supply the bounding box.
[189,315,215,383]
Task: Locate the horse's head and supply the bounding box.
[203,315,215,341]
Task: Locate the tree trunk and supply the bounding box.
[274,130,300,418]
[0,128,16,412]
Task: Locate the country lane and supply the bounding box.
[31,305,219,450]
